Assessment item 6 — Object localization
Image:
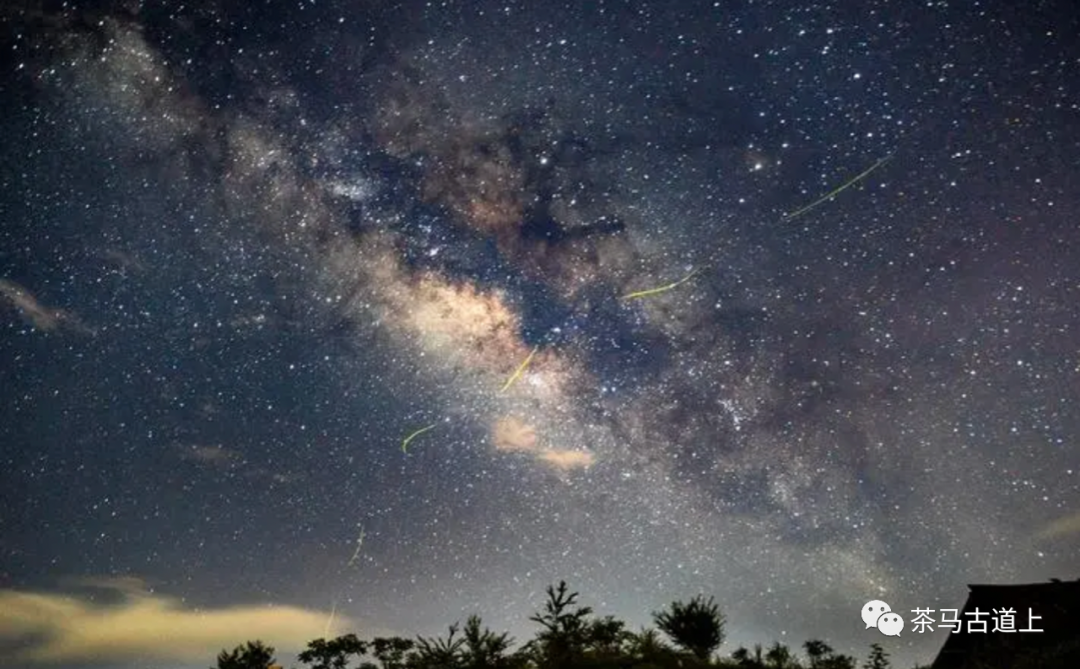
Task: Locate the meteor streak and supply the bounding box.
[500,346,539,393]
[620,268,701,300]
[783,154,893,221]
[401,424,438,453]
[346,527,366,568]
[323,599,338,638]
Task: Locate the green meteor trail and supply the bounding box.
[401,423,438,453]
[783,154,893,221]
[621,268,702,300]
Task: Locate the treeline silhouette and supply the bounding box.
[214,581,924,669]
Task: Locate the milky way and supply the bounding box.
[1,2,1078,667]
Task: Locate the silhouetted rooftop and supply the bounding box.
[930,579,1080,669]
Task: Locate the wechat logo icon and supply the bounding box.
[862,600,904,637]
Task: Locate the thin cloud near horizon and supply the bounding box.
[0,581,357,665]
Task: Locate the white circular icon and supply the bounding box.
[861,600,892,628]
[877,611,904,637]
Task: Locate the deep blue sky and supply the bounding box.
[1,1,1078,667]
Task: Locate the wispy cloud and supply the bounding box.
[178,444,241,467]
[489,417,594,471]
[0,580,350,664]
[491,416,539,452]
[536,448,595,471]
[1034,510,1080,541]
[176,444,300,485]
[0,279,92,334]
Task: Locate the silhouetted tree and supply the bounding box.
[299,634,368,669]
[805,640,831,665]
[627,627,673,662]
[368,637,415,669]
[764,642,796,669]
[412,622,465,669]
[731,644,765,668]
[652,595,725,661]
[584,615,633,658]
[862,643,890,669]
[461,614,518,669]
[207,582,951,669]
[528,581,594,668]
[804,639,855,669]
[215,640,276,669]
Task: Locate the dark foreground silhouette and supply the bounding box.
[212,580,1077,669]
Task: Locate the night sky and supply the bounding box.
[2,1,1079,667]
